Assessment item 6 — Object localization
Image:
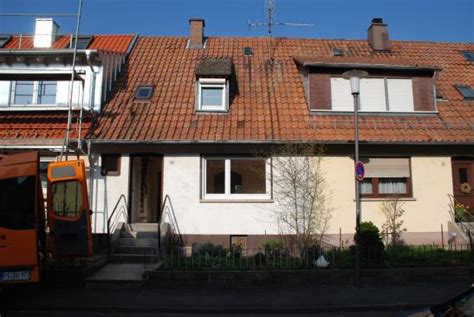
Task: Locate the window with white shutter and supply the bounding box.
[330,77,417,113]
[360,158,412,197]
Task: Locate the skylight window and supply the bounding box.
[0,35,11,48]
[460,51,474,62]
[70,35,93,50]
[456,85,474,100]
[332,48,343,56]
[244,47,253,56]
[135,85,154,100]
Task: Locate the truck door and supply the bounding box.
[47,160,92,258]
[0,152,44,283]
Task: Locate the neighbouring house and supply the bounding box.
[0,18,136,191]
[92,18,473,249]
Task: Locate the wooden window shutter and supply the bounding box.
[309,73,331,110]
[364,158,410,178]
[412,76,435,111]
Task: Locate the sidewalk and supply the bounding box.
[0,280,471,314]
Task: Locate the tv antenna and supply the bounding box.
[248,0,313,60]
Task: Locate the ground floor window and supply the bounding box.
[202,157,271,200]
[360,158,412,198]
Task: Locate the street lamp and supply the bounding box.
[342,69,368,288]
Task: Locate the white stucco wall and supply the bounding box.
[89,154,130,234]
[321,156,454,236]
[162,154,279,235]
[161,154,453,242]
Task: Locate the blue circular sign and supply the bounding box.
[355,161,365,181]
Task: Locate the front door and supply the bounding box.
[452,158,474,220]
[131,156,162,223]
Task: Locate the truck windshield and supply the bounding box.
[0,176,36,230]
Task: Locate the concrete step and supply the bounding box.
[117,237,158,247]
[115,246,158,255]
[110,253,158,264]
[120,230,158,239]
[128,223,159,232]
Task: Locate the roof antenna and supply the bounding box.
[248,0,313,61]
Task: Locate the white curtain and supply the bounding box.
[379,178,407,194]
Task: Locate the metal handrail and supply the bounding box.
[107,194,129,255]
[447,194,473,248]
[158,194,183,259]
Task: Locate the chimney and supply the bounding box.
[367,18,391,51]
[189,18,205,49]
[34,18,59,48]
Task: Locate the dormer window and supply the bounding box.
[12,81,56,105]
[197,78,228,112]
[303,64,436,113]
[195,58,233,113]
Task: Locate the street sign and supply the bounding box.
[355,161,365,181]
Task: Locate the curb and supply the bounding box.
[3,302,430,314]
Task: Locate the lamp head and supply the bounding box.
[342,70,369,94]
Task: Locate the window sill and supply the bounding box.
[195,109,229,114]
[354,197,417,202]
[310,110,438,116]
[0,106,80,111]
[200,198,274,203]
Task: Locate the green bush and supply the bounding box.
[194,242,225,256]
[262,239,287,258]
[354,221,385,265]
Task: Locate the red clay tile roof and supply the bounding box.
[88,37,473,144]
[3,34,135,54]
[0,111,93,144]
[0,34,134,145]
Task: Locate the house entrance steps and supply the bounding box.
[86,223,160,288]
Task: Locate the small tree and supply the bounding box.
[267,144,333,254]
[380,196,406,246]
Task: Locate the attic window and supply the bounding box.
[332,48,343,56]
[460,51,474,62]
[244,47,253,56]
[70,35,93,49]
[197,78,228,112]
[135,85,154,100]
[0,35,11,48]
[195,58,233,112]
[456,85,474,100]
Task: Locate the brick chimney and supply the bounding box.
[34,18,59,48]
[189,18,205,49]
[367,18,391,51]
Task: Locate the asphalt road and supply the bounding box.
[0,280,470,317]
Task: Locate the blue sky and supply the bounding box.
[0,0,472,43]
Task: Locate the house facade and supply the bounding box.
[0,18,136,190]
[11,17,471,249]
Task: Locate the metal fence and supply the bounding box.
[159,244,474,271]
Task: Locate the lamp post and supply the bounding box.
[342,69,368,288]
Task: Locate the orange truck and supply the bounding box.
[0,152,92,284]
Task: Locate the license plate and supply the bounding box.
[0,271,32,281]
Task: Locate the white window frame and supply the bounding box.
[10,80,58,107]
[201,156,272,201]
[330,77,415,113]
[196,78,228,112]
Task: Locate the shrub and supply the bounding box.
[262,239,286,258]
[354,221,385,265]
[194,242,225,257]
